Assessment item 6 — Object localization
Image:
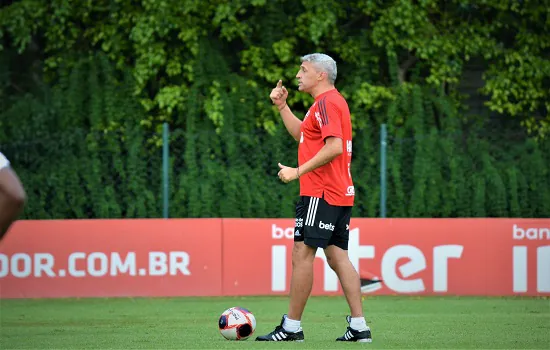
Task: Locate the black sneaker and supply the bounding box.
[360,270,382,293]
[336,316,372,343]
[255,314,305,342]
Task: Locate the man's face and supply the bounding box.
[296,61,322,93]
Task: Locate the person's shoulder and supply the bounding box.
[324,90,349,114]
[325,89,348,105]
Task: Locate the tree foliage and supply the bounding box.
[2,0,548,135]
[0,0,549,219]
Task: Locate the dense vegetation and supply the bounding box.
[1,0,548,218]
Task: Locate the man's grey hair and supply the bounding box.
[300,53,337,84]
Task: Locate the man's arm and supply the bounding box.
[298,136,343,176]
[270,80,301,141]
[277,136,343,183]
[278,104,302,142]
[0,166,26,239]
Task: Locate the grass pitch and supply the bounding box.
[1,296,548,349]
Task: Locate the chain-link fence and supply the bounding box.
[2,123,549,219]
[1,126,162,219]
[381,126,550,218]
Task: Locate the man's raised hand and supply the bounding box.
[270,80,288,109]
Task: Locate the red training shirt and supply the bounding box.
[298,88,354,206]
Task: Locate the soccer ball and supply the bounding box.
[218,307,257,341]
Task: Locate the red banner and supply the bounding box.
[222,219,549,296]
[1,218,548,298]
[0,219,222,298]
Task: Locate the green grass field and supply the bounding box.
[1,296,548,349]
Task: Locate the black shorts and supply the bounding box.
[294,196,352,250]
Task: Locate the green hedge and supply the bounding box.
[2,56,548,219]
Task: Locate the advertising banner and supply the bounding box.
[1,218,548,298]
[0,219,223,298]
[222,219,550,297]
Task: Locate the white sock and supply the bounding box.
[283,316,301,333]
[350,317,368,331]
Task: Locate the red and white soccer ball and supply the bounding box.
[218,307,257,341]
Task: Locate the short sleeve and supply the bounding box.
[0,152,10,170]
[318,98,343,141]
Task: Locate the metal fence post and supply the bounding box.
[162,122,170,219]
[380,124,387,218]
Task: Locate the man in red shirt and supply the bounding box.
[256,53,372,343]
[0,152,26,241]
